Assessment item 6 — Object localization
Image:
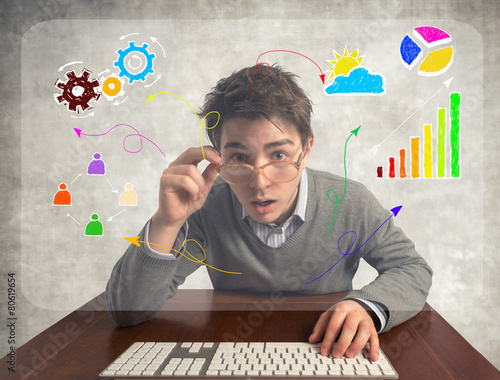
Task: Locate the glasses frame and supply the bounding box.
[216,146,307,185]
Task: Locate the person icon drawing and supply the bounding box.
[53,183,71,206]
[85,213,103,236]
[119,183,138,206]
[87,152,106,175]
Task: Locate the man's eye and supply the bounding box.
[231,153,247,163]
[272,152,288,161]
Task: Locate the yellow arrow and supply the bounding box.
[124,236,242,275]
[124,236,141,247]
[146,92,220,160]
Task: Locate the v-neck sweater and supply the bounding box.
[106,168,432,331]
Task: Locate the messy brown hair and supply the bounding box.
[199,64,314,151]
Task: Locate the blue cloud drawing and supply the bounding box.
[324,67,386,95]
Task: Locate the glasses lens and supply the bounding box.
[219,162,300,184]
[219,165,254,184]
[264,162,299,183]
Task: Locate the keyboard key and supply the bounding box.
[218,342,234,350]
[100,370,116,376]
[208,363,226,371]
[120,364,134,371]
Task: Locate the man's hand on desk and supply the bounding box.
[308,300,379,362]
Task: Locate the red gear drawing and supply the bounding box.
[54,68,101,113]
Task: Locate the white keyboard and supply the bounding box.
[99,342,398,378]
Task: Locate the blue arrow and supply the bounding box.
[306,205,402,284]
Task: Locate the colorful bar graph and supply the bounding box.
[450,92,461,178]
[424,124,432,178]
[437,107,446,177]
[376,92,462,179]
[411,137,420,179]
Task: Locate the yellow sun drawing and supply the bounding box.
[326,47,364,80]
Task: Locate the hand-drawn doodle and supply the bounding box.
[54,68,101,113]
[114,41,156,83]
[324,47,385,96]
[400,26,454,76]
[376,92,461,179]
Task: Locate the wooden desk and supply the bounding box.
[2,290,499,379]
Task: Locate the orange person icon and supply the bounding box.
[53,183,71,206]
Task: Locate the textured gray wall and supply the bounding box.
[1,0,499,372]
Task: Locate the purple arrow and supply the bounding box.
[306,205,403,284]
[74,125,165,158]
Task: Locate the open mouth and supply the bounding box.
[251,199,277,215]
[255,200,274,207]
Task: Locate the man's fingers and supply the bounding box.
[320,311,345,356]
[331,317,357,358]
[343,319,373,358]
[201,146,222,164]
[162,174,201,201]
[311,301,380,361]
[201,163,219,196]
[368,331,380,362]
[308,311,331,343]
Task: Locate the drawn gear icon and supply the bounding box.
[54,68,101,113]
[114,42,155,83]
[100,73,126,102]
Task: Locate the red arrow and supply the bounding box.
[256,50,325,84]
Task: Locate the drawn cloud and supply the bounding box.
[324,67,386,96]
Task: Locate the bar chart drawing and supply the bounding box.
[376,92,461,179]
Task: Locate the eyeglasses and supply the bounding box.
[217,148,306,184]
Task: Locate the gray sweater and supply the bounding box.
[106,168,432,330]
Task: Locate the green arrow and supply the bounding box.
[326,126,360,235]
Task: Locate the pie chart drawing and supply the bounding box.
[400,26,454,76]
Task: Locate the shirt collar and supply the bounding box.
[241,168,308,224]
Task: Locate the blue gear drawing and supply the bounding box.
[114,42,155,83]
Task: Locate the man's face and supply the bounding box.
[219,117,313,225]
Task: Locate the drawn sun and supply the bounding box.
[326,47,364,80]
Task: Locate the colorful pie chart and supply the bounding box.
[400,26,454,76]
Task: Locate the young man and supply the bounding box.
[106,64,432,361]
